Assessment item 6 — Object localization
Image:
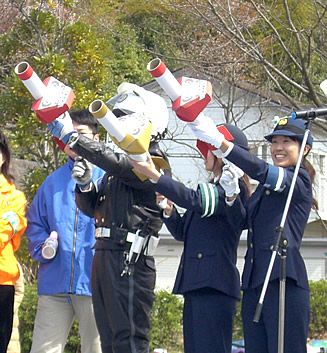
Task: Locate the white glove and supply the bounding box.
[47,112,75,144]
[188,113,225,149]
[222,159,244,178]
[219,165,240,198]
[212,149,224,158]
[72,157,93,186]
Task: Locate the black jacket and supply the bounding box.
[72,136,166,249]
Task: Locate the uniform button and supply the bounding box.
[95,219,98,223]
[101,218,105,222]
[250,258,253,263]
[250,243,253,248]
[103,195,106,200]
[265,190,270,196]
[248,228,253,233]
[270,245,274,250]
[197,253,203,259]
[99,196,103,202]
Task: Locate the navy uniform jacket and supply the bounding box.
[156,175,247,300]
[226,145,312,290]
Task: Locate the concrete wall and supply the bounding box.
[154,233,327,291]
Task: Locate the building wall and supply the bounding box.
[154,234,327,291]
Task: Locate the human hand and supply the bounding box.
[72,157,93,186]
[129,153,161,182]
[222,159,244,178]
[156,193,174,217]
[47,112,75,144]
[219,165,240,198]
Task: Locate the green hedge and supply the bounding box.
[19,280,327,353]
[309,280,327,338]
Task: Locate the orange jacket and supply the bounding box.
[0,174,27,285]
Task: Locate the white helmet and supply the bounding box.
[107,82,169,141]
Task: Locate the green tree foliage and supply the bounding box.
[0,0,176,274]
[0,0,167,177]
[77,0,194,71]
[164,0,327,108]
[245,0,327,104]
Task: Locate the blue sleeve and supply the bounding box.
[162,207,186,242]
[156,175,224,218]
[26,183,51,263]
[226,193,247,233]
[226,145,310,194]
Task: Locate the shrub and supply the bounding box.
[19,284,37,353]
[309,280,327,339]
[150,290,183,353]
[19,284,81,353]
[19,281,327,353]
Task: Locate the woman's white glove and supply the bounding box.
[219,164,240,197]
[188,113,225,149]
[72,157,93,187]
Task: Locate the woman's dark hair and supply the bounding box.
[0,130,14,181]
[303,157,318,210]
[240,174,252,199]
[290,137,318,209]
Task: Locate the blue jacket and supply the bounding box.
[227,145,312,290]
[27,158,104,296]
[156,175,247,299]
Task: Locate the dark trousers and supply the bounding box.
[92,248,156,353]
[241,279,310,353]
[183,288,237,353]
[0,285,15,353]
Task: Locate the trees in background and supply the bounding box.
[1,0,327,275]
[160,0,327,108]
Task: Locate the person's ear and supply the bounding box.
[303,145,311,157]
[93,134,100,142]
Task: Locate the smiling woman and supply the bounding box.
[198,117,317,353]
[265,118,313,167]
[183,114,317,353]
[270,135,309,167]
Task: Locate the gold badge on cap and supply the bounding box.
[278,117,288,126]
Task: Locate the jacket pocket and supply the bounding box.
[185,250,216,285]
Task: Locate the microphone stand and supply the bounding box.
[253,118,314,353]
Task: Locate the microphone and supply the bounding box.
[291,107,327,120]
